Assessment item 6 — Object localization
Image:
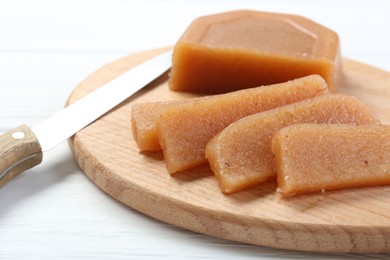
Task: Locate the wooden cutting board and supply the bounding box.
[67,47,390,253]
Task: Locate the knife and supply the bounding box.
[0,49,172,187]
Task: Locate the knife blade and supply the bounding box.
[0,49,172,187]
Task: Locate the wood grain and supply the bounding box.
[0,124,43,187]
[67,48,390,253]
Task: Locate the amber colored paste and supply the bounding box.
[156,75,328,174]
[272,124,390,197]
[169,10,341,94]
[132,101,179,151]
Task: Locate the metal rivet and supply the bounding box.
[12,131,26,140]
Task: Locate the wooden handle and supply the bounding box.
[0,124,43,187]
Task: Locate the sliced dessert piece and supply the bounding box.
[169,10,341,94]
[156,75,329,173]
[132,101,178,151]
[205,95,380,194]
[272,124,390,197]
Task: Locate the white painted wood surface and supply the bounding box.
[0,0,389,259]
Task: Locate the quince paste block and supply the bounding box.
[169,10,341,94]
[272,124,390,197]
[205,95,380,194]
[156,75,328,174]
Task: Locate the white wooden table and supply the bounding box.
[1,0,389,259]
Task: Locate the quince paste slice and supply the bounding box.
[272,124,390,197]
[156,75,328,173]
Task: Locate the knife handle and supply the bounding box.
[0,124,42,188]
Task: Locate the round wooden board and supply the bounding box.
[67,48,390,253]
